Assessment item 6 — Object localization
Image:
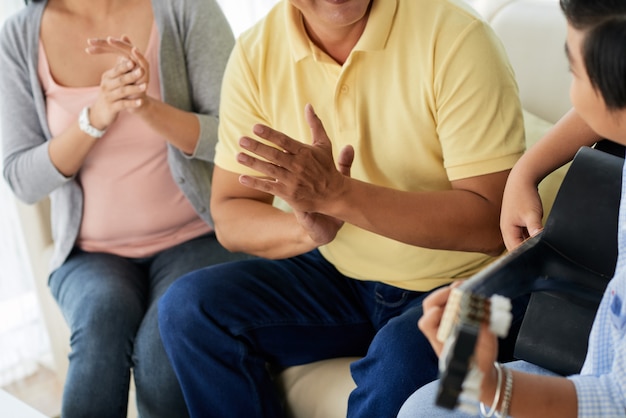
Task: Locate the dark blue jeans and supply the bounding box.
[159,250,528,418]
[49,233,252,418]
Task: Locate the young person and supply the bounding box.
[398,0,626,416]
[0,0,248,416]
[157,0,530,416]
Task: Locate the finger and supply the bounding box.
[130,46,149,70]
[101,65,144,94]
[130,47,150,84]
[113,59,135,76]
[106,36,135,54]
[419,304,445,333]
[110,97,143,112]
[117,35,149,77]
[337,145,354,177]
[523,216,544,238]
[502,224,531,251]
[99,67,146,95]
[449,280,464,289]
[422,285,453,312]
[238,136,297,170]
[85,38,134,61]
[418,307,445,355]
[238,173,284,196]
[305,103,331,149]
[250,124,303,155]
[236,151,289,182]
[113,82,147,100]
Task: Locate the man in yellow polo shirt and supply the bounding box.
[159,0,528,416]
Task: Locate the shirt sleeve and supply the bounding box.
[0,8,69,204]
[214,38,270,175]
[568,287,626,417]
[569,371,626,417]
[434,19,525,180]
[156,0,235,162]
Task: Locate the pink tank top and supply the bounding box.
[39,24,212,258]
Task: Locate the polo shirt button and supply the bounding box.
[177,177,185,184]
[340,85,349,94]
[199,207,206,213]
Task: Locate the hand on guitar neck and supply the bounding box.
[420,282,513,415]
[419,146,623,415]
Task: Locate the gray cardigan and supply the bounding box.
[0,0,235,272]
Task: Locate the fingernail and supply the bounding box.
[237,153,250,163]
[239,137,250,147]
[253,125,265,135]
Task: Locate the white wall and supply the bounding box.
[217,0,280,37]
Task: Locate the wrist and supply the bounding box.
[479,362,514,418]
[480,362,502,417]
[480,362,499,404]
[130,94,153,116]
[78,106,107,139]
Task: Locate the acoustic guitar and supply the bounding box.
[435,145,623,412]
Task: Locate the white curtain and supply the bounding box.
[0,0,280,388]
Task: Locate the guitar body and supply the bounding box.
[436,145,624,410]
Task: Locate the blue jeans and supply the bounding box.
[159,250,528,418]
[397,360,557,417]
[49,233,252,418]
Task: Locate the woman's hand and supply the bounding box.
[84,35,151,130]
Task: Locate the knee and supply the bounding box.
[369,314,437,365]
[396,380,439,418]
[352,314,438,389]
[70,293,143,349]
[158,274,202,337]
[157,268,229,338]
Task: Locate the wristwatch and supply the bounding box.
[78,106,106,139]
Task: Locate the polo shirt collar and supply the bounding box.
[286,0,398,62]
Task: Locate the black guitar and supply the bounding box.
[436,145,623,411]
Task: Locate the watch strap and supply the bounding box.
[79,106,106,139]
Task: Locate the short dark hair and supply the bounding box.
[560,0,626,109]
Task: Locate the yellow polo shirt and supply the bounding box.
[215,0,525,291]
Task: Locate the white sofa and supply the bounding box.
[15,0,571,417]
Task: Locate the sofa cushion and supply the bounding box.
[278,357,359,418]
